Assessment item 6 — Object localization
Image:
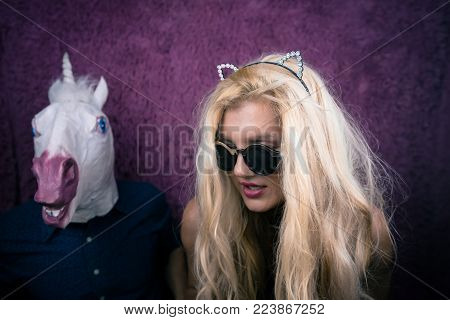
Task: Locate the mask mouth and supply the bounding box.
[41,202,72,228]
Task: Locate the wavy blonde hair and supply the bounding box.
[192,53,397,299]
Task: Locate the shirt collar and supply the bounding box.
[40,222,58,242]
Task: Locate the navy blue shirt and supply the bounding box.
[0,180,180,299]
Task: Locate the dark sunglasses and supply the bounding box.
[215,140,282,176]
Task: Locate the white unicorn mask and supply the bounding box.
[31,52,118,228]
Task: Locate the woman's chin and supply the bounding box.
[243,198,274,213]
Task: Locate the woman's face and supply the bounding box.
[219,100,284,213]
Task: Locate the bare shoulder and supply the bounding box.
[181,198,201,251]
[180,198,200,299]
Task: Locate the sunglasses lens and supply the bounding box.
[215,143,237,171]
[245,145,281,175]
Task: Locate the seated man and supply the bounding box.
[0,53,180,299]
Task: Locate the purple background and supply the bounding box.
[1,0,449,299]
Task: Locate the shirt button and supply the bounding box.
[86,237,93,243]
[93,269,100,276]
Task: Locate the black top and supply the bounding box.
[253,206,282,300]
[252,206,393,300]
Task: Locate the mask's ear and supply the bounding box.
[93,76,108,109]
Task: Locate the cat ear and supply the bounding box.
[217,63,239,81]
[278,51,305,80]
[93,76,108,109]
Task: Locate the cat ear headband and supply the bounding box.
[216,50,310,94]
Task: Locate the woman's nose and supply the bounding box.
[233,154,253,177]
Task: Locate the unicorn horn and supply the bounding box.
[62,52,75,84]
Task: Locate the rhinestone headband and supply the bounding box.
[216,50,310,94]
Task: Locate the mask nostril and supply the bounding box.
[63,158,74,169]
[62,158,76,183]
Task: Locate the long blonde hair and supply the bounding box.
[193,53,397,299]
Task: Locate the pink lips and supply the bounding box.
[240,181,267,199]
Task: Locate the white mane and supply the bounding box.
[48,76,98,105]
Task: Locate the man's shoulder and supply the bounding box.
[0,200,44,242]
[114,181,179,249]
[115,180,170,220]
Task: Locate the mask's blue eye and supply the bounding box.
[96,116,108,134]
[32,122,41,138]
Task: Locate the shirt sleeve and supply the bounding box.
[159,205,181,254]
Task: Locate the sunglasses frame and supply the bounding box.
[215,140,282,175]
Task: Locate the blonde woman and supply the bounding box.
[181,51,397,299]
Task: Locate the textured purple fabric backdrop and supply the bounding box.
[0,0,449,299]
